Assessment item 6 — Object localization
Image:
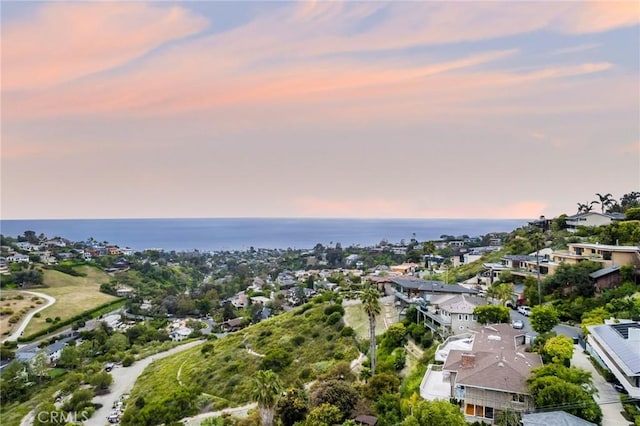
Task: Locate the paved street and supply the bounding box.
[506,310,630,425]
[508,308,582,342]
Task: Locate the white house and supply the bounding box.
[586,320,640,399]
[565,212,625,232]
[170,327,193,341]
[7,253,30,263]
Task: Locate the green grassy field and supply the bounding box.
[343,300,397,340]
[22,266,119,336]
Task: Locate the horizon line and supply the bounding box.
[0,216,536,221]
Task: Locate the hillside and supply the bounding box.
[121,300,360,425]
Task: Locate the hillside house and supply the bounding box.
[421,324,541,424]
[586,320,640,398]
[416,294,487,336]
[565,212,625,232]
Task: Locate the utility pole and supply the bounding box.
[536,240,541,306]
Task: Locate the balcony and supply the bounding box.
[420,364,451,401]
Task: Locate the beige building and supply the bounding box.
[550,243,640,269]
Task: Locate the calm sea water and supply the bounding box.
[0,218,527,252]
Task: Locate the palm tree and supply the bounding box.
[576,201,597,214]
[360,283,381,375]
[252,369,283,426]
[595,192,615,213]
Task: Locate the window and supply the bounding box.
[464,315,469,321]
[512,393,525,403]
[465,404,475,415]
[484,407,494,419]
[472,315,477,321]
[458,314,462,320]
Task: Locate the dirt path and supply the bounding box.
[3,291,56,343]
[182,403,257,426]
[405,339,424,359]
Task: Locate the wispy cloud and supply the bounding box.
[551,43,603,55]
[2,2,208,90]
[2,1,637,220]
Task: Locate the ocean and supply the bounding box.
[0,218,527,252]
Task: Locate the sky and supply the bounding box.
[1,1,639,220]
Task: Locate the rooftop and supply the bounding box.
[443,323,541,394]
[391,278,478,294]
[432,294,486,314]
[588,321,640,375]
[521,411,596,426]
[589,265,621,279]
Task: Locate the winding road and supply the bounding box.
[84,340,205,426]
[3,291,56,343]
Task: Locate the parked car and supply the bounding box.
[104,362,115,372]
[518,306,531,316]
[512,320,524,329]
[613,383,628,394]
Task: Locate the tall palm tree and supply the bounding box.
[252,369,283,426]
[595,192,615,213]
[360,283,381,375]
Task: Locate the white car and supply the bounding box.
[518,306,531,316]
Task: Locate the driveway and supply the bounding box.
[571,345,630,426]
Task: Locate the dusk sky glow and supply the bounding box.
[2,1,639,220]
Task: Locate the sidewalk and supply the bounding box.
[571,345,630,426]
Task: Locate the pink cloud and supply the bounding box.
[293,197,547,219]
[2,2,208,90]
[555,1,640,34]
[4,51,621,123]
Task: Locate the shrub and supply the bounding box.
[291,335,305,346]
[324,305,345,317]
[260,348,293,371]
[325,312,342,325]
[340,327,355,337]
[201,343,215,355]
[34,312,41,318]
[122,355,135,367]
[45,317,53,323]
[300,367,313,380]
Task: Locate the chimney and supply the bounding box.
[461,353,475,368]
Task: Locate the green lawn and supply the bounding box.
[343,300,397,340]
